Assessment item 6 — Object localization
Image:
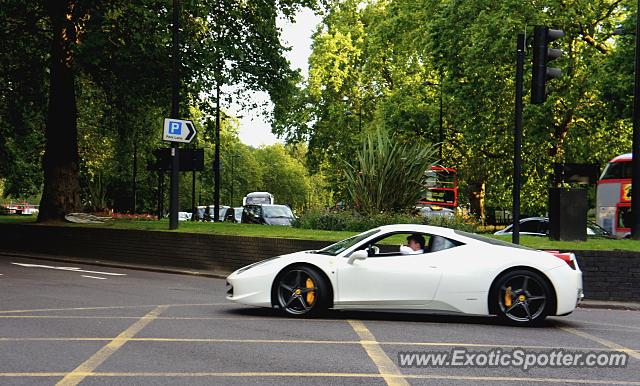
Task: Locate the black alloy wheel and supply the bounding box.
[494,270,552,326]
[275,266,328,316]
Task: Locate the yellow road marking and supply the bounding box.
[56,305,168,386]
[0,372,637,384]
[3,314,640,335]
[348,320,409,386]
[559,326,640,360]
[576,320,640,331]
[0,303,228,314]
[0,337,626,353]
[0,338,112,341]
[0,315,345,322]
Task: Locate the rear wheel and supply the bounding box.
[492,270,552,326]
[275,266,328,317]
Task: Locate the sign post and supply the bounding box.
[163,118,197,229]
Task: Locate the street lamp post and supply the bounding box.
[229,152,238,207]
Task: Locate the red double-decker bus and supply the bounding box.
[596,153,631,237]
[418,166,458,208]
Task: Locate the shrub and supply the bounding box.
[343,127,438,215]
[294,210,479,233]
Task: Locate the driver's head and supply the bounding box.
[406,234,426,251]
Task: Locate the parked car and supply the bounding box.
[178,212,192,221]
[242,204,295,226]
[232,207,243,223]
[416,205,455,219]
[494,217,613,238]
[195,205,230,222]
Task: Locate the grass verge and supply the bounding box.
[2,215,639,252]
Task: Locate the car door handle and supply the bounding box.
[428,265,438,269]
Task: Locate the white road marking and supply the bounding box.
[81,275,107,280]
[11,263,126,276]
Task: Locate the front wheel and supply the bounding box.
[492,270,552,326]
[274,266,329,317]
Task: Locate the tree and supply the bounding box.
[38,1,91,221]
[1,0,321,218]
[276,0,635,217]
[0,2,48,200]
[255,144,311,210]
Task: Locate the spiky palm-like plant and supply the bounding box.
[343,128,438,215]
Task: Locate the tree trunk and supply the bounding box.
[469,181,486,225]
[37,1,81,221]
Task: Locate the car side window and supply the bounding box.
[519,220,539,233]
[355,232,463,257]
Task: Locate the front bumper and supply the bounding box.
[225,271,273,308]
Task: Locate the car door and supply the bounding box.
[335,251,442,308]
[519,219,545,236]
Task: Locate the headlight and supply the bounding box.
[235,256,279,275]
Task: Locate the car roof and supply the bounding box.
[245,204,288,208]
[375,224,459,237]
[611,153,632,163]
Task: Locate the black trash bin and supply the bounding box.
[548,188,587,241]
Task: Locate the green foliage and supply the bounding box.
[294,210,423,231]
[276,0,636,217]
[1,0,322,215]
[423,213,479,233]
[294,209,478,232]
[344,127,437,215]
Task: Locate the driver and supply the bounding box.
[400,234,425,255]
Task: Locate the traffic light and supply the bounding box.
[531,26,565,104]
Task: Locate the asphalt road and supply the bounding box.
[0,253,639,386]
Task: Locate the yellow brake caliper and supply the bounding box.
[505,286,512,307]
[305,277,315,305]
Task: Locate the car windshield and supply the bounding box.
[455,230,535,250]
[316,229,381,256]
[600,161,631,180]
[587,220,610,236]
[263,205,294,218]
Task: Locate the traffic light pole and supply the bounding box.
[214,78,221,223]
[169,0,180,230]
[632,0,640,239]
[513,33,525,245]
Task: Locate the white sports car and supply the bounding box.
[226,224,583,326]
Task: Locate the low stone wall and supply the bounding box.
[572,250,640,302]
[0,223,329,275]
[1,223,638,302]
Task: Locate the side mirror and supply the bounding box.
[348,250,368,264]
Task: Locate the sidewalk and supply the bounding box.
[1,250,639,311]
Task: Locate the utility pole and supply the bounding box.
[169,0,180,230]
[513,33,525,244]
[632,0,640,239]
[214,79,221,222]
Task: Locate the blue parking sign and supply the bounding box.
[169,121,182,135]
[163,117,196,143]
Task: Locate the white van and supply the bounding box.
[242,192,274,206]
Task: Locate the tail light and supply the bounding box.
[545,250,577,270]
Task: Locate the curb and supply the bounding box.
[577,300,640,311]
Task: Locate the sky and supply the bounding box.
[230,8,321,147]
